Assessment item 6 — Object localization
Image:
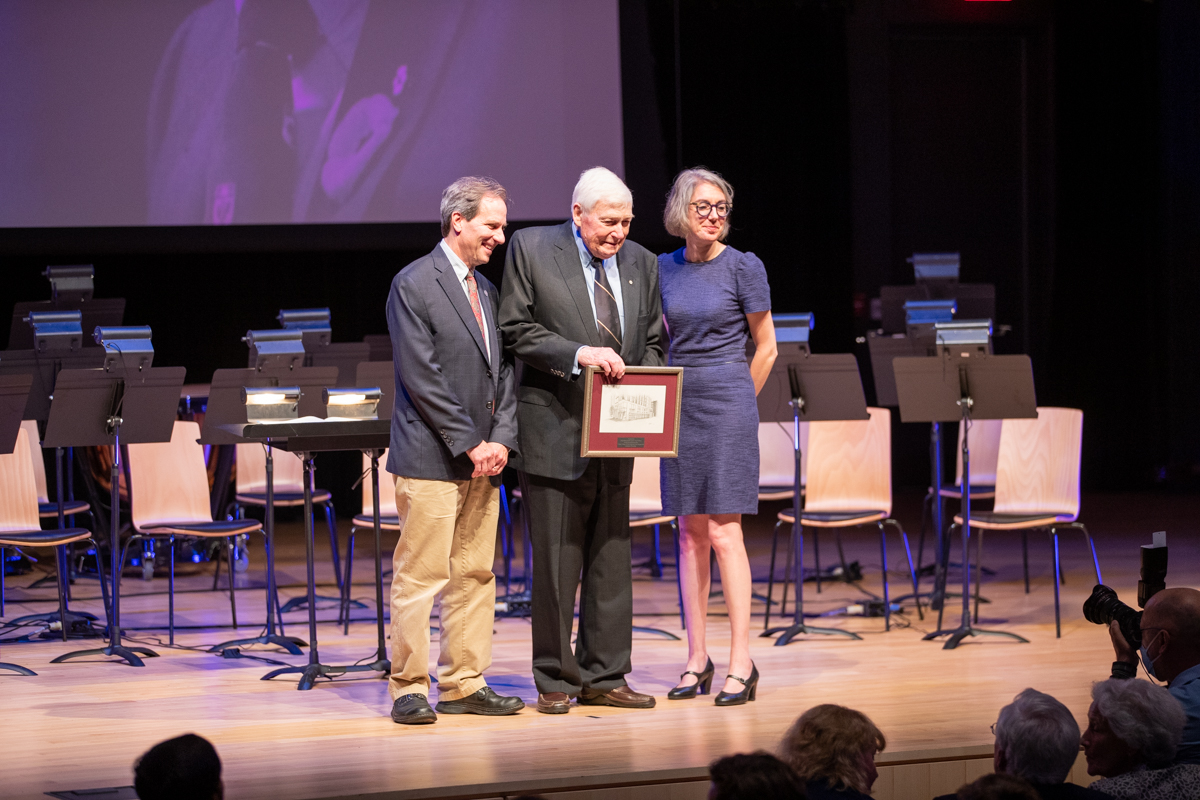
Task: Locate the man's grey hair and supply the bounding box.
[571,167,632,214]
[440,176,508,237]
[1091,678,1185,769]
[994,689,1081,785]
[663,167,734,240]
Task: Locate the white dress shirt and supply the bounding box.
[440,238,489,362]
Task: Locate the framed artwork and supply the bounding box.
[580,366,683,457]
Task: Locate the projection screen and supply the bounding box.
[0,0,624,227]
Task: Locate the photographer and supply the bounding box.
[1107,588,1200,765]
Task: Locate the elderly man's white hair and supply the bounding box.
[994,688,1081,785]
[1091,678,1185,769]
[571,167,633,214]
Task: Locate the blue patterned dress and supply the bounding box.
[658,246,772,515]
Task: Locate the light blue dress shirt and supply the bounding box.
[571,222,625,373]
[1171,663,1200,765]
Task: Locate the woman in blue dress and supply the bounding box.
[659,168,777,705]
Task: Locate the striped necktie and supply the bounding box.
[591,257,622,351]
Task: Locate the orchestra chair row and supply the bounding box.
[952,407,1100,638]
[231,443,344,609]
[629,456,682,626]
[0,421,95,616]
[0,427,103,642]
[121,421,263,644]
[763,407,921,632]
[340,450,401,633]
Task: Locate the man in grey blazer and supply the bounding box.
[385,176,523,724]
[499,167,666,714]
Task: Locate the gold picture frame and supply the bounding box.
[580,365,684,457]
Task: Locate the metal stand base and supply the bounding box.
[922,625,1028,650]
[262,658,390,691]
[763,622,863,646]
[51,644,159,667]
[208,633,306,657]
[632,625,680,640]
[0,661,36,675]
[279,595,365,614]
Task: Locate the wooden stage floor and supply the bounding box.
[3,491,1197,800]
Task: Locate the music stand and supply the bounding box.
[47,365,186,667]
[893,354,1036,649]
[760,351,870,646]
[202,366,337,656]
[227,418,391,690]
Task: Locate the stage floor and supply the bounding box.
[4,491,1197,800]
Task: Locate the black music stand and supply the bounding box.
[48,366,186,667]
[202,366,342,655]
[228,419,390,690]
[0,374,35,675]
[761,352,870,646]
[893,354,1036,650]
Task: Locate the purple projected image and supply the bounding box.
[0,0,623,228]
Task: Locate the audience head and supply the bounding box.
[1139,587,1200,683]
[708,752,805,800]
[956,773,1041,800]
[663,167,735,243]
[779,704,885,794]
[134,733,223,800]
[571,167,633,260]
[1081,678,1184,777]
[992,688,1081,785]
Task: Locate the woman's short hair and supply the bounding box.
[956,773,1041,800]
[440,176,508,237]
[709,751,805,800]
[571,167,632,214]
[1091,678,1185,768]
[663,167,734,240]
[133,733,222,800]
[778,704,886,794]
[994,688,1082,785]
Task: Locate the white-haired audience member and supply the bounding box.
[1082,678,1200,799]
[936,688,1107,800]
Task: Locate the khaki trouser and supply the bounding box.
[387,475,499,702]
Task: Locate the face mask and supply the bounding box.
[1140,630,1164,680]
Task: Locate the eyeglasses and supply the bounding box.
[691,201,731,219]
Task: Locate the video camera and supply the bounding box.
[1082,531,1168,647]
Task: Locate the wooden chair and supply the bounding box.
[954,407,1100,637]
[757,421,807,501]
[20,420,92,523]
[124,421,262,643]
[631,456,677,580]
[917,418,1002,578]
[763,407,920,631]
[0,427,100,643]
[232,442,343,611]
[340,449,401,633]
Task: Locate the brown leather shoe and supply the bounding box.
[537,692,572,714]
[578,685,656,709]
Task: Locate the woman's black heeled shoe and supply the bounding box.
[714,663,759,706]
[667,657,715,700]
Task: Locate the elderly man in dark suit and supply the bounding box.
[499,167,666,714]
[385,176,523,724]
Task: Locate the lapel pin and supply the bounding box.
[628,279,633,284]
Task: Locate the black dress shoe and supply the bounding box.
[714,663,759,706]
[435,686,525,716]
[667,657,715,700]
[391,693,437,724]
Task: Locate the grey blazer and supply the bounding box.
[385,244,518,483]
[498,221,665,483]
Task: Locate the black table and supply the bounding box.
[223,419,391,690]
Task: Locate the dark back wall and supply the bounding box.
[1,0,1195,492]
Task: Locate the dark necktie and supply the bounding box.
[591,257,622,351]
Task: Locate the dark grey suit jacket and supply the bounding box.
[386,244,518,483]
[498,221,665,483]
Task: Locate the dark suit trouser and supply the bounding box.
[520,459,632,696]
